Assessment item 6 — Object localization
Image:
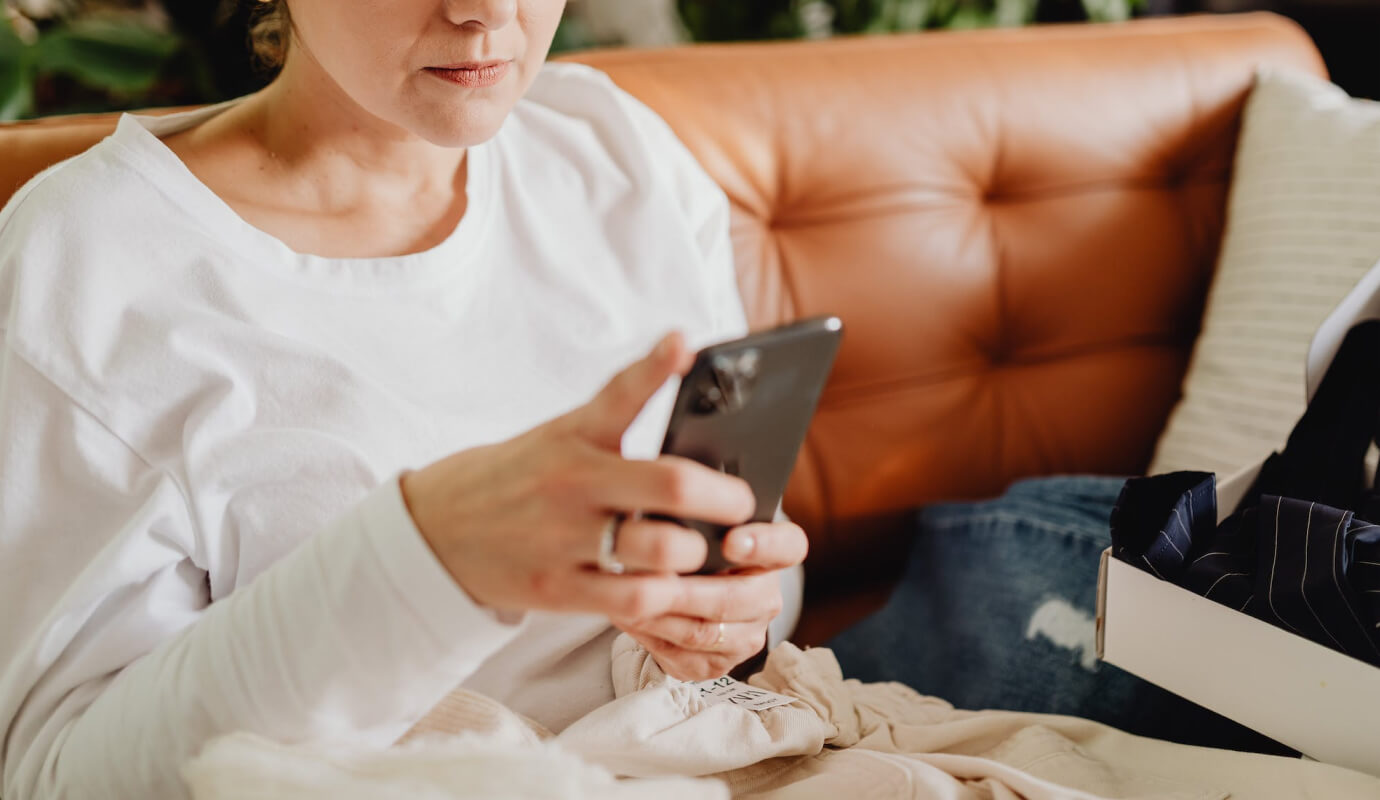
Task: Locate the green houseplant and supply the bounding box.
[677,0,1142,42]
[1,4,193,121]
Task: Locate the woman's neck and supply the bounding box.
[160,51,471,259]
[247,50,469,209]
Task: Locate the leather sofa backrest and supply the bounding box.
[571,13,1325,581]
[0,14,1326,584]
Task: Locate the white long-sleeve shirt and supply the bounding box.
[0,62,798,799]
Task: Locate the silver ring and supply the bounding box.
[715,621,726,648]
[597,516,625,575]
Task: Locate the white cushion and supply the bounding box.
[1150,68,1380,476]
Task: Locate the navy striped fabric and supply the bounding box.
[1111,475,1380,666]
[1111,321,1380,667]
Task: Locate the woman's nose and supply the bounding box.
[442,0,519,31]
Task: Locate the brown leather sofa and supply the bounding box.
[0,13,1326,645]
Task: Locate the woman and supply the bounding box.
[0,1,807,797]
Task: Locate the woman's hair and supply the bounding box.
[248,0,291,72]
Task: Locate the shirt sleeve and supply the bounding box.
[526,62,751,345]
[628,78,750,345]
[692,166,751,343]
[0,346,522,800]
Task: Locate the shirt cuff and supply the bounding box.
[355,474,522,656]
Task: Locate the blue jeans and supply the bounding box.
[827,476,1291,754]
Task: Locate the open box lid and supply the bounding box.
[1307,257,1380,402]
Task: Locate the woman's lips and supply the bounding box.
[424,61,512,88]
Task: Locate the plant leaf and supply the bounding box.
[34,17,181,93]
[945,5,988,30]
[993,0,1036,27]
[1082,0,1133,22]
[0,21,34,121]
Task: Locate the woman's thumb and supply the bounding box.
[573,332,691,449]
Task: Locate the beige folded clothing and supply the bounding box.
[561,636,1379,799]
[185,638,1380,799]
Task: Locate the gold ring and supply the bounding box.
[715,621,726,648]
[596,516,625,575]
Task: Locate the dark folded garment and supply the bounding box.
[1111,472,1380,666]
[1111,320,1380,667]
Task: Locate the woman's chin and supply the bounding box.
[407,106,509,150]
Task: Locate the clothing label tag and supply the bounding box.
[690,676,797,712]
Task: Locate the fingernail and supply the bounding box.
[655,335,672,359]
[727,534,755,561]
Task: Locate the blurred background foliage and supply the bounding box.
[1,0,1149,121]
[675,0,1138,43]
[558,0,1142,51]
[2,1,240,120]
[4,1,1374,125]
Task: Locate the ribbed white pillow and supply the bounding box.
[1150,68,1380,476]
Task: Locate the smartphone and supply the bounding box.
[655,316,843,574]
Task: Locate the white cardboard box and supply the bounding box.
[1095,463,1380,777]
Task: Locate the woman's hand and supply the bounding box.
[611,521,808,681]
[401,334,767,629]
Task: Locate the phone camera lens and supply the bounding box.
[694,383,723,414]
[707,349,761,414]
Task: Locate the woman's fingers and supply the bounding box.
[619,614,768,655]
[621,629,757,682]
[721,521,809,570]
[653,571,783,624]
[551,570,683,619]
[401,324,795,621]
[553,568,779,626]
[582,450,755,526]
[607,517,709,574]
